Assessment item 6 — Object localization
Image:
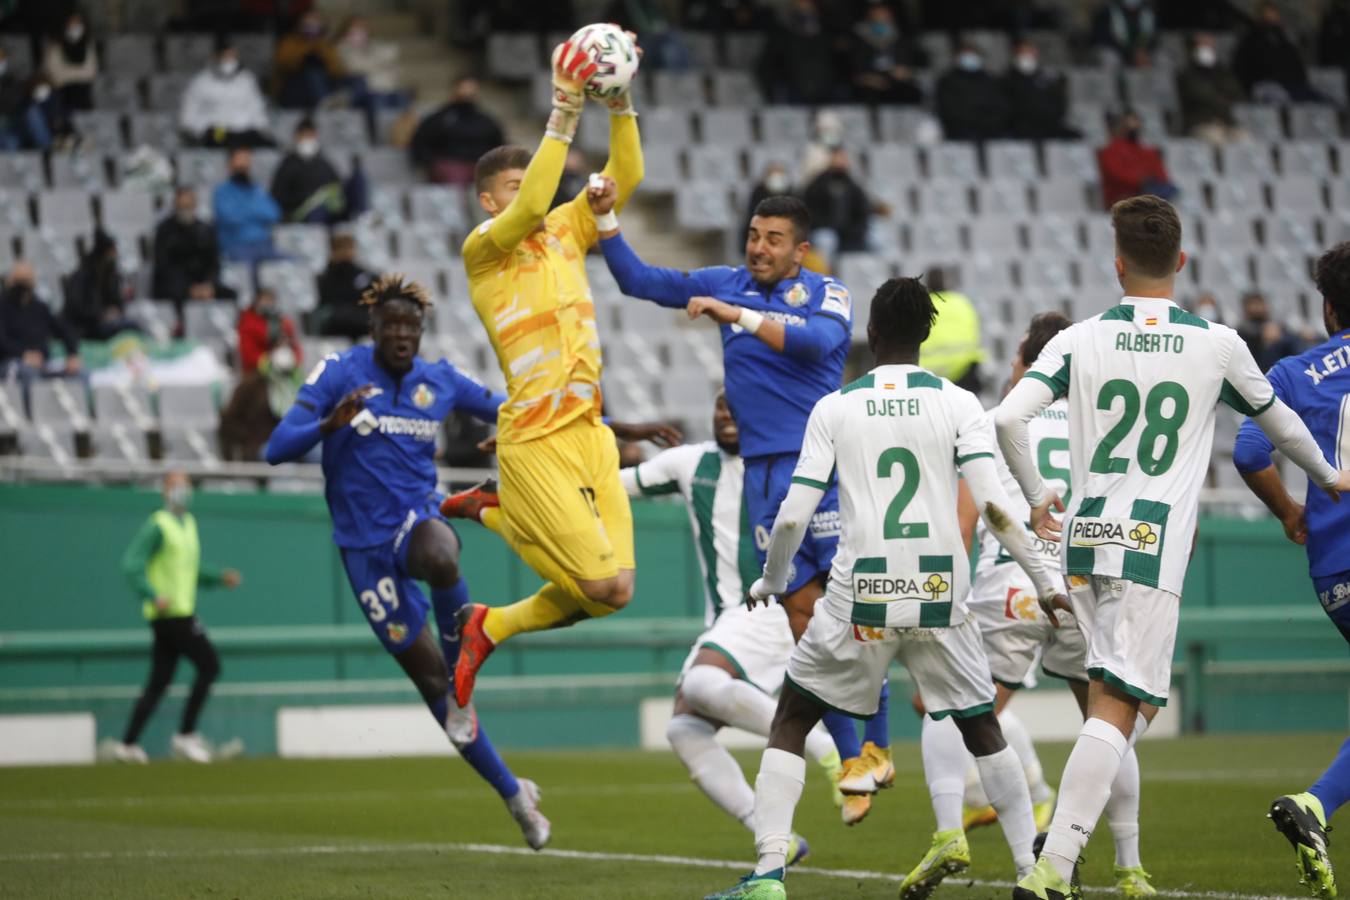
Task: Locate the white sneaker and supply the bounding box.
[170,732,212,763]
[507,778,551,850]
[99,740,149,764]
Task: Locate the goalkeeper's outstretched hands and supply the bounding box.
[546,40,597,143]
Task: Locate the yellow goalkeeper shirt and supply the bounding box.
[462,114,642,445]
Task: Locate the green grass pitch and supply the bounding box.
[2,733,1344,898]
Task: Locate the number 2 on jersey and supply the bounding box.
[878,447,928,539]
[1089,379,1190,476]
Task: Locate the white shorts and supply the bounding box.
[971,569,1088,689]
[679,602,796,694]
[1068,574,1180,706]
[786,607,995,720]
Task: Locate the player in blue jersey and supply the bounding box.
[1233,242,1350,900]
[596,193,892,820]
[263,274,551,850]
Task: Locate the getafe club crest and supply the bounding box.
[387,621,408,644]
[784,283,809,307]
[412,384,435,409]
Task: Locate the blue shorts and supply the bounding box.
[744,453,841,595]
[339,497,459,654]
[1314,569,1350,646]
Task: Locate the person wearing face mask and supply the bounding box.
[40,11,96,111]
[410,75,506,186]
[1097,110,1175,208]
[847,3,926,106]
[334,15,409,136]
[1177,33,1246,146]
[221,288,304,460]
[1238,290,1308,373]
[1002,40,1079,140]
[17,74,75,151]
[153,187,237,333]
[0,260,81,390]
[179,39,273,148]
[269,119,346,224]
[104,471,242,764]
[936,44,1012,142]
[61,229,141,342]
[213,146,283,267]
[802,147,877,266]
[755,0,837,105]
[1091,0,1157,68]
[743,162,795,243]
[1188,291,1225,325]
[1234,1,1324,103]
[273,10,346,110]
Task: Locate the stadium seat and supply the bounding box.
[314,109,369,149]
[1279,140,1334,178]
[0,33,30,71]
[1161,138,1217,179]
[367,186,408,225]
[1252,252,1315,301]
[708,70,761,107]
[908,218,965,256]
[836,254,895,304]
[758,107,811,146]
[876,107,940,143]
[1289,104,1342,141]
[0,190,30,230]
[1266,214,1323,255]
[686,144,743,182]
[182,301,238,346]
[698,108,752,146]
[964,31,1011,71]
[163,33,216,72]
[1209,177,1264,214]
[408,186,469,231]
[968,217,1026,260]
[219,261,253,304]
[1035,178,1091,214]
[1203,215,1259,251]
[1269,176,1326,213]
[1233,104,1283,141]
[984,141,1040,180]
[49,152,110,190]
[72,111,125,152]
[918,32,952,70]
[651,71,706,108]
[98,189,158,234]
[36,191,95,233]
[1026,215,1085,255]
[1066,67,1117,106]
[273,224,329,271]
[102,34,158,77]
[358,148,416,185]
[1217,141,1273,180]
[927,141,980,180]
[145,73,192,111]
[125,299,175,342]
[487,33,542,82]
[674,184,735,231]
[175,149,227,188]
[93,74,143,112]
[234,34,275,77]
[251,149,282,190]
[128,111,179,151]
[1192,251,1255,298]
[819,106,873,143]
[914,180,972,217]
[258,260,318,313]
[1123,68,1179,112]
[395,223,455,263]
[1070,105,1112,144]
[641,142,682,192]
[721,33,767,70]
[866,144,922,183]
[682,32,719,70]
[156,383,220,463]
[1020,256,1076,294]
[634,107,690,147]
[975,181,1032,217]
[1043,140,1097,180]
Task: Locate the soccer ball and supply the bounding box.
[568,23,640,102]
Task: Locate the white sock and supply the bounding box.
[976,744,1038,874]
[964,758,989,808]
[1042,717,1129,882]
[1127,711,1149,749]
[804,724,837,765]
[682,665,774,735]
[754,748,805,875]
[999,709,1054,804]
[667,714,755,830]
[921,715,968,832]
[1106,746,1142,868]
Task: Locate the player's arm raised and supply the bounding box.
[596,206,726,308]
[594,44,642,213]
[995,330,1070,538]
[960,397,1069,624]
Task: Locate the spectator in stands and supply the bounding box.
[756,0,836,105]
[800,110,845,185]
[221,289,303,460]
[0,46,31,150]
[1238,290,1306,372]
[920,268,984,393]
[213,146,282,266]
[1320,0,1350,102]
[1092,0,1158,68]
[313,232,375,341]
[604,0,693,70]
[409,75,505,186]
[153,187,236,332]
[936,43,1011,142]
[1189,291,1226,324]
[273,9,345,110]
[62,231,140,342]
[803,147,873,265]
[335,15,409,131]
[1178,33,1247,145]
[236,288,301,377]
[180,39,274,149]
[1097,110,1176,208]
[1002,39,1079,140]
[270,119,346,224]
[41,10,95,111]
[1234,1,1322,103]
[19,73,76,151]
[743,161,793,239]
[847,2,926,105]
[0,260,81,382]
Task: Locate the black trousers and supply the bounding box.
[122,616,221,744]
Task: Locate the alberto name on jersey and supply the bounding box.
[298,345,503,548]
[1024,300,1275,596]
[792,365,993,630]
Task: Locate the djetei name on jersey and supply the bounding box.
[866,397,922,418]
[1068,516,1163,555]
[1114,332,1185,354]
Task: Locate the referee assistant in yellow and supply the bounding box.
[441,37,652,706]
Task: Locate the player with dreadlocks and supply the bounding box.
[707,277,1061,900]
[264,274,552,850]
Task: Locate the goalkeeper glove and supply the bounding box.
[547,41,596,143]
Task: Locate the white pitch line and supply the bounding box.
[0,838,1305,899]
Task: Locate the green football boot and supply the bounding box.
[1012,857,1082,900]
[1113,865,1158,897]
[704,869,787,900]
[899,828,970,899]
[1270,793,1338,899]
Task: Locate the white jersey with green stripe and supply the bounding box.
[973,400,1071,593]
[621,442,758,627]
[792,364,994,629]
[1023,296,1276,596]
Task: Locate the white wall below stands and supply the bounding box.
[277,705,460,758]
[638,689,1180,751]
[0,713,96,765]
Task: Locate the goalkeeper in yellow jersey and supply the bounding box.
[442,37,659,707]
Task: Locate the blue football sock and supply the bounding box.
[821,710,862,760]
[1310,735,1350,819]
[429,581,521,801]
[863,680,890,748]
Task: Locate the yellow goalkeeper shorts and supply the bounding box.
[495,417,634,583]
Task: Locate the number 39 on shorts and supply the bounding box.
[359,577,400,622]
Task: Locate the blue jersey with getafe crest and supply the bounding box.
[296,344,504,549]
